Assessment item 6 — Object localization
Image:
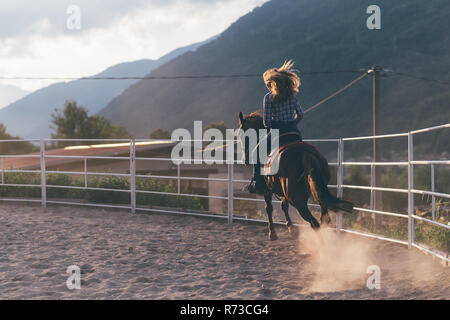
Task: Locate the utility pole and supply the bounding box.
[369,66,382,229]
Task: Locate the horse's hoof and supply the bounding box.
[269,232,278,241]
[311,221,321,230]
[321,215,331,226]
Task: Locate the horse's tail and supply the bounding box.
[307,164,353,213]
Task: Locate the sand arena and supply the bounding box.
[0,204,448,299]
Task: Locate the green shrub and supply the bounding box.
[136,175,203,211]
[86,174,130,204]
[0,171,204,211]
[0,170,40,198]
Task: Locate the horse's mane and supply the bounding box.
[243,112,264,128]
[244,111,262,121]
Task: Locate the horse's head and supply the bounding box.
[238,111,265,165]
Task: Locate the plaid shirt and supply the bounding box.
[262,92,303,127]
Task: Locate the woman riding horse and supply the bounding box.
[246,60,303,195]
[239,60,353,240]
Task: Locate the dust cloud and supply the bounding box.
[298,227,377,293]
[297,225,449,297]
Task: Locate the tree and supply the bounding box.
[149,128,171,139]
[50,101,89,140]
[0,123,36,155]
[50,100,130,147]
[203,121,227,136]
[84,115,129,140]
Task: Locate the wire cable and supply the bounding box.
[0,70,361,81]
[303,71,369,114]
[390,72,450,86]
[2,70,447,86]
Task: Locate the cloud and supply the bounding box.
[0,0,268,91]
[0,0,234,38]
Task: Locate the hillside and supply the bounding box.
[0,84,29,109]
[99,0,450,150]
[0,38,213,138]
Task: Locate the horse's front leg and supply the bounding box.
[264,193,278,241]
[281,197,297,237]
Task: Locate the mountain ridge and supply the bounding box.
[0,36,216,138]
[98,0,450,143]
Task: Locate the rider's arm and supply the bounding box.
[293,96,303,123]
[263,93,272,127]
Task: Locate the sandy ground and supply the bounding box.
[0,204,448,300]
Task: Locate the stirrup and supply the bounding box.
[242,178,254,192]
[245,179,268,195]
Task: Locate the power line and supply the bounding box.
[0,75,261,80]
[1,70,447,86]
[390,72,450,86]
[0,70,361,81]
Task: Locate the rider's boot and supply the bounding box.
[246,175,268,195]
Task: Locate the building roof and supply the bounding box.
[1,141,177,170]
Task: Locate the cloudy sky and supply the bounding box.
[0,0,268,92]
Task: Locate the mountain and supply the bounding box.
[0,37,213,138]
[0,84,29,109]
[99,0,450,149]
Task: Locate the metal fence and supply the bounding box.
[0,123,449,264]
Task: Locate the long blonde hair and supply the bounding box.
[263,59,301,103]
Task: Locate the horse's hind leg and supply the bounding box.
[281,197,297,236]
[294,201,320,230]
[283,176,320,230]
[320,205,331,226]
[264,194,278,241]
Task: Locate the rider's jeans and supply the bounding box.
[252,121,302,180]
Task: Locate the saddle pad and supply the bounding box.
[262,141,319,175]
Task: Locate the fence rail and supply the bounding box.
[0,124,449,264]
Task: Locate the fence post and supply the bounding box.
[336,138,344,233]
[407,132,414,249]
[431,164,435,220]
[1,157,3,185]
[177,163,181,195]
[84,157,87,188]
[130,139,136,214]
[370,164,374,210]
[227,139,234,224]
[40,139,46,208]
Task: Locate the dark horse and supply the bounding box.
[238,111,354,240]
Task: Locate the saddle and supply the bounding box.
[262,132,319,176]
